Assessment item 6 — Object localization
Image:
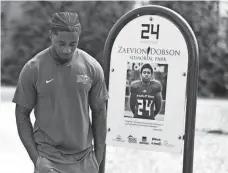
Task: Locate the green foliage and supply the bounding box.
[1,1,134,85]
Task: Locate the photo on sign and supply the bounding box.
[124,62,168,121]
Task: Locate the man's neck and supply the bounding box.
[142,81,151,86]
[50,47,72,65]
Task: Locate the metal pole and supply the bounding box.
[182,58,199,173]
[182,70,198,173]
[182,21,199,173]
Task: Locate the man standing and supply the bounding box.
[13,12,108,173]
[130,63,162,120]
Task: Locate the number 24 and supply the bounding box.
[141,24,160,39]
[137,99,153,116]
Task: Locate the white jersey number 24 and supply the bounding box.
[137,99,153,116]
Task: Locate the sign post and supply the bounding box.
[102,5,199,173]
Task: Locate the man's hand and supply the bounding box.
[32,152,39,166]
[94,144,106,166]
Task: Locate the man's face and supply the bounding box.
[141,68,152,83]
[50,31,79,60]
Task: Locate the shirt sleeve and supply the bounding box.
[12,61,37,109]
[130,83,136,94]
[89,63,109,109]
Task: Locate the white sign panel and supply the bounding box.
[106,15,188,153]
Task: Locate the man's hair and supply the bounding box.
[50,12,81,35]
[140,63,153,74]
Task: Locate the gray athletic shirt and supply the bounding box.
[12,47,108,163]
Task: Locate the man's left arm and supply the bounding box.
[154,92,162,116]
[154,83,163,117]
[91,102,107,166]
[89,64,108,166]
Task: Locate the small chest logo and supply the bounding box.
[76,75,92,84]
[46,78,54,84]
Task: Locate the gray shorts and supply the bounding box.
[34,151,99,173]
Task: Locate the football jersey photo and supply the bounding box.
[130,80,161,119]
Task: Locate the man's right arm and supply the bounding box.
[13,60,38,165]
[15,105,38,165]
[130,86,137,115]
